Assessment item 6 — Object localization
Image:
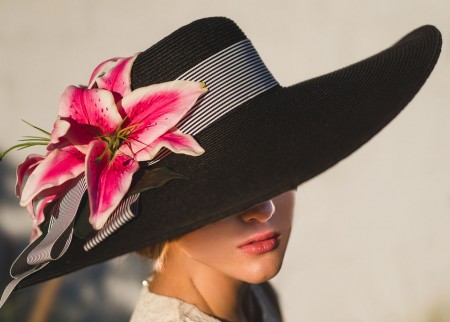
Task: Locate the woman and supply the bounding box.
[133,190,296,321]
[0,17,441,321]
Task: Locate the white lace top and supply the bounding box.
[130,283,283,322]
[130,286,220,322]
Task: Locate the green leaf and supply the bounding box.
[20,136,51,141]
[127,167,187,196]
[17,142,49,150]
[0,120,50,161]
[22,119,51,136]
[1,142,47,160]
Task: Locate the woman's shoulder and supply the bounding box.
[130,286,220,322]
[130,282,283,322]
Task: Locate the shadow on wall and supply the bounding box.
[0,159,35,321]
[0,251,147,322]
[0,158,147,321]
[0,158,25,286]
[0,158,19,206]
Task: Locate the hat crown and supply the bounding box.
[131,17,247,89]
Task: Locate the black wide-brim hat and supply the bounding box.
[8,17,442,289]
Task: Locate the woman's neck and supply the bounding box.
[148,244,249,322]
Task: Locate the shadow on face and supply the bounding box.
[169,189,297,284]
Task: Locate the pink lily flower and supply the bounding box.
[19,55,207,230]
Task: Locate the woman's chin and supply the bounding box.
[238,256,284,284]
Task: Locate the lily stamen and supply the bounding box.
[94,147,109,164]
[93,122,142,163]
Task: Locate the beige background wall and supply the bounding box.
[0,1,449,321]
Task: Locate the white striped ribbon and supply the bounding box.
[83,194,139,251]
[147,39,279,164]
[177,39,278,135]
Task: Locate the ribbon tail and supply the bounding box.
[0,234,48,309]
[27,175,86,265]
[0,175,87,308]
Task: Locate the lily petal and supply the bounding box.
[29,180,73,222]
[86,140,139,230]
[30,218,43,243]
[20,146,85,206]
[90,54,137,97]
[47,118,77,152]
[88,57,120,89]
[58,86,123,135]
[16,154,44,197]
[121,80,207,157]
[51,118,103,154]
[49,117,70,146]
[31,192,57,224]
[133,128,205,161]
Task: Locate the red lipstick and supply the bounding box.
[238,231,281,255]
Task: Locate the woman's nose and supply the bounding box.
[239,200,275,223]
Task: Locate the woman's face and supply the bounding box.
[170,189,297,284]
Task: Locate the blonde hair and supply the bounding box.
[136,241,170,272]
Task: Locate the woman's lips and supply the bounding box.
[238,231,281,255]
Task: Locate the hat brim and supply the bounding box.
[16,23,441,289]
